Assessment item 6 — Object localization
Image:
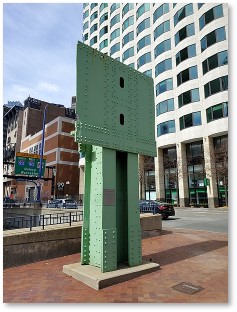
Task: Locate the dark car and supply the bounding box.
[3,197,20,208]
[47,199,78,209]
[139,200,175,220]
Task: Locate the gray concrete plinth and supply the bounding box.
[63,261,160,290]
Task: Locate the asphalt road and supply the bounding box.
[162,207,228,233]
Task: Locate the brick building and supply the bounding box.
[20,115,80,202]
[3,97,80,202]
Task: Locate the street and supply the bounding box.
[162,207,228,233]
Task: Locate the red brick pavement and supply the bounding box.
[3,228,228,303]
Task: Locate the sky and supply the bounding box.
[3,3,83,107]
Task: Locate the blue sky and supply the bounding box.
[3,3,83,107]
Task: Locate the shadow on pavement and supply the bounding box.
[143,240,228,266]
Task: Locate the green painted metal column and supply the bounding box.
[127,152,142,266]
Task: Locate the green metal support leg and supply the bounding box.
[81,146,142,272]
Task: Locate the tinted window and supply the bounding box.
[154,39,171,57]
[154,20,170,40]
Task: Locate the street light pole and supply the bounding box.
[66,180,70,197]
[36,104,48,202]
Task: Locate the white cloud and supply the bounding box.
[37,82,59,93]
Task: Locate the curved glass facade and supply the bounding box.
[82,3,228,207]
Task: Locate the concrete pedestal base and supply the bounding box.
[63,261,160,290]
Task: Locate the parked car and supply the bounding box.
[47,199,78,209]
[139,200,175,220]
[3,197,20,208]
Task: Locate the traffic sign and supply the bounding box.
[15,153,46,176]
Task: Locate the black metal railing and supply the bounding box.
[139,202,158,215]
[3,211,83,231]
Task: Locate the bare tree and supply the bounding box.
[204,140,228,207]
[138,155,154,200]
[214,141,228,206]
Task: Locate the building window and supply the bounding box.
[137,35,151,52]
[204,75,228,98]
[100,12,108,25]
[83,33,88,41]
[122,31,134,47]
[122,47,134,61]
[174,4,193,27]
[199,5,223,30]
[156,78,173,96]
[99,39,108,51]
[201,27,226,52]
[83,10,89,19]
[142,69,152,77]
[156,98,174,116]
[178,88,200,108]
[154,39,171,58]
[198,4,204,9]
[157,120,175,136]
[111,14,120,28]
[128,62,135,69]
[90,3,98,10]
[176,44,196,66]
[163,146,178,203]
[90,23,98,35]
[29,147,33,154]
[154,20,170,41]
[153,4,169,23]
[175,23,195,46]
[180,112,202,130]
[110,28,120,42]
[110,3,120,15]
[206,102,228,122]
[155,58,172,77]
[99,25,108,38]
[136,3,150,19]
[137,18,150,36]
[186,141,206,205]
[122,16,134,31]
[90,36,97,45]
[100,3,108,12]
[202,50,228,75]
[83,21,89,31]
[90,11,98,23]
[177,65,198,86]
[137,52,151,69]
[33,144,39,154]
[110,43,120,56]
[122,3,134,17]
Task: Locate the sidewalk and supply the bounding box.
[3,227,228,303]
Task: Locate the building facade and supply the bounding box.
[20,115,80,202]
[82,3,228,207]
[3,103,24,198]
[3,97,80,202]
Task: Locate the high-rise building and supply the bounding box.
[82,3,228,208]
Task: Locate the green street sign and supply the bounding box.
[15,152,46,177]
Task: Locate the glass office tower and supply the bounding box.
[82,3,228,208]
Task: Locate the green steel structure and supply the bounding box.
[75,41,156,272]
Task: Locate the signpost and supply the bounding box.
[15,152,46,177]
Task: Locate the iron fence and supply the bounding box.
[3,211,83,231]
